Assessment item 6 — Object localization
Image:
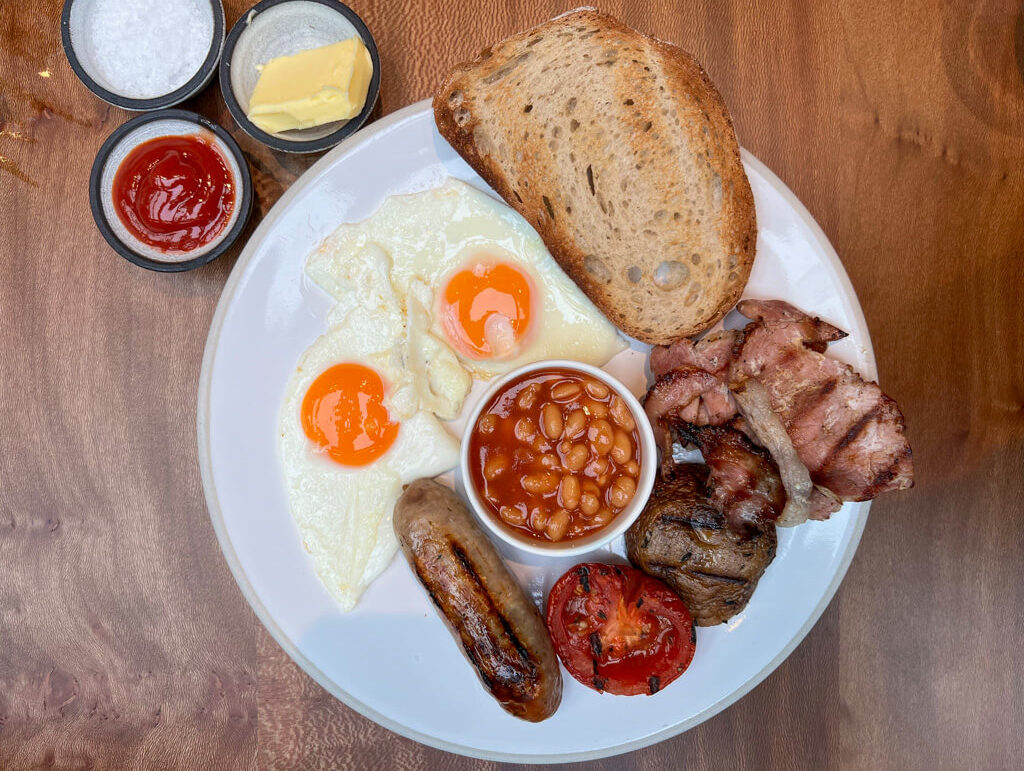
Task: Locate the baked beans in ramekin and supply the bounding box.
[460,360,656,557]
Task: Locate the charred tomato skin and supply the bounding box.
[545,563,696,696]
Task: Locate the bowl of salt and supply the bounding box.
[61,0,225,111]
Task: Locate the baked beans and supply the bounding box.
[468,368,643,543]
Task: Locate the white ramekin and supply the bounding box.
[460,359,656,558]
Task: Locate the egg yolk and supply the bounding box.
[440,262,533,359]
[301,363,399,466]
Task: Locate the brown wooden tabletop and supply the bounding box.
[2,0,1022,768]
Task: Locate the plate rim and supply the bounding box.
[197,98,873,763]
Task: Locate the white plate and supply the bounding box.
[198,100,874,762]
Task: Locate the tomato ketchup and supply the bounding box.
[112,133,235,253]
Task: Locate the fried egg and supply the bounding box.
[306,178,625,378]
[279,258,463,611]
[282,179,624,611]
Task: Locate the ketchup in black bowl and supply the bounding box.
[89,110,253,273]
[112,133,235,254]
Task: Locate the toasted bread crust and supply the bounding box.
[434,9,756,345]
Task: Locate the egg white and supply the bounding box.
[279,301,461,611]
[306,178,625,378]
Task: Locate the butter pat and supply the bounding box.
[247,38,373,134]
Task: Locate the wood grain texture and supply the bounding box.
[1,0,1022,768]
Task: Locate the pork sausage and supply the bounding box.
[393,479,562,722]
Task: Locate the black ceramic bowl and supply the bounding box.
[219,0,381,153]
[89,110,253,272]
[62,0,225,111]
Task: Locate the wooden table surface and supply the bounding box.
[2,1,1022,768]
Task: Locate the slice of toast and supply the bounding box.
[433,9,756,345]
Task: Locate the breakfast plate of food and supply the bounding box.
[198,9,913,762]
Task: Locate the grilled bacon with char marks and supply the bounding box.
[731,300,913,500]
[644,299,914,513]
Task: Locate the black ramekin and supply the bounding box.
[219,0,381,154]
[89,109,254,272]
[61,0,226,111]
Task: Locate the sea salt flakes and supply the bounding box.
[80,0,214,99]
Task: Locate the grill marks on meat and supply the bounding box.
[394,480,562,722]
[733,302,914,500]
[669,421,784,533]
[626,427,784,624]
[631,299,913,624]
[412,539,537,696]
[644,299,914,513]
[625,464,777,626]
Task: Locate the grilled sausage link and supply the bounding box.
[393,479,562,722]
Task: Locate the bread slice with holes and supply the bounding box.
[433,9,756,345]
